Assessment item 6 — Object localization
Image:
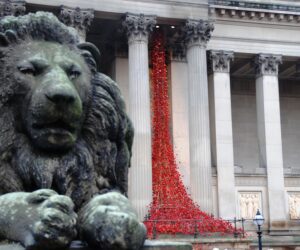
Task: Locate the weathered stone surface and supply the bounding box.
[0,244,24,250]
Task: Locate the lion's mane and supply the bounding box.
[0,12,133,209]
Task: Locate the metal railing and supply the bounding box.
[144,217,246,239]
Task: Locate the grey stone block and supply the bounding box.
[0,240,193,250]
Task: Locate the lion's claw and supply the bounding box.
[26,189,58,204]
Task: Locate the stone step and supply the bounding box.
[143,240,192,250]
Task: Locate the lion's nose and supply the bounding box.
[45,90,76,105]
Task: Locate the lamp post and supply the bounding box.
[253,209,264,250]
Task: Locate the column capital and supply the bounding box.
[59,5,94,34]
[0,0,26,18]
[209,50,234,73]
[183,19,214,48]
[122,13,156,43]
[254,53,282,77]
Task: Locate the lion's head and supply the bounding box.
[0,12,133,209]
[13,41,91,150]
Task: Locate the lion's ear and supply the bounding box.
[78,42,101,72]
[0,33,9,47]
[0,30,18,47]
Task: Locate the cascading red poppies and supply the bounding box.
[144,30,236,238]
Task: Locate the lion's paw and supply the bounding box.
[25,190,77,250]
[79,192,146,250]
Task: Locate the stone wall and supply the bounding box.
[232,94,259,173]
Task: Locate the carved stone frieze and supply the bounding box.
[288,192,300,220]
[0,0,25,18]
[59,5,94,40]
[122,13,156,42]
[183,19,214,48]
[209,50,234,73]
[239,192,262,219]
[254,54,282,77]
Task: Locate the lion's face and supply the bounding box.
[12,41,91,151]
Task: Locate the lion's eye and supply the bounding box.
[69,70,81,79]
[18,66,36,76]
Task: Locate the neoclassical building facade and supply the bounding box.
[2,0,300,238]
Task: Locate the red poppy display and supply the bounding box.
[144,30,236,238]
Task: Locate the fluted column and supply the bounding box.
[183,19,214,213]
[255,54,287,230]
[59,6,94,42]
[0,0,25,18]
[122,13,156,219]
[208,50,236,219]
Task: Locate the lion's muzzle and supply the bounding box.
[28,80,83,151]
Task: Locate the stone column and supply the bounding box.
[255,54,287,230]
[59,6,94,42]
[122,13,156,219]
[208,50,236,219]
[169,54,190,189]
[0,0,26,18]
[183,19,214,213]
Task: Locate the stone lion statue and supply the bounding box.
[0,12,146,250]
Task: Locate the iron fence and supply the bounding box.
[143,217,246,239]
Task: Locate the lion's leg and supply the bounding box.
[0,189,77,249]
[78,192,146,250]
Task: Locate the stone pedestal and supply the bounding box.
[208,50,236,219]
[183,19,214,213]
[0,240,193,250]
[255,54,287,229]
[122,13,156,219]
